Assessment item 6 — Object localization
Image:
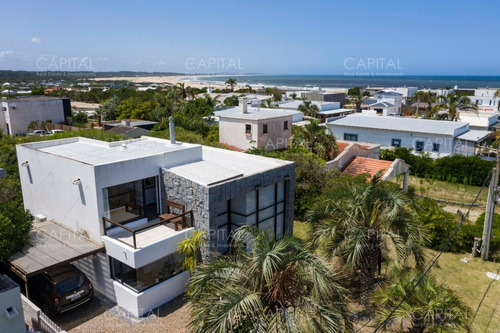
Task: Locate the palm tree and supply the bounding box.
[291,119,338,160]
[176,82,188,100]
[225,78,237,92]
[245,84,253,93]
[494,89,500,98]
[372,269,472,332]
[412,91,436,117]
[178,231,206,273]
[290,92,298,100]
[307,175,427,306]
[298,100,319,117]
[430,92,478,121]
[260,98,278,109]
[188,226,352,332]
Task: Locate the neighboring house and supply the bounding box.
[362,90,403,116]
[326,140,410,190]
[0,97,71,135]
[103,120,159,131]
[279,100,354,122]
[0,275,25,333]
[469,88,500,113]
[326,114,493,157]
[365,87,417,99]
[107,124,150,138]
[216,98,297,151]
[458,111,499,130]
[301,91,345,106]
[14,135,295,317]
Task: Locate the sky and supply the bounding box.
[1,0,499,75]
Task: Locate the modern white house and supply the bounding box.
[0,97,71,135]
[15,134,295,317]
[469,88,500,113]
[458,111,499,130]
[362,90,403,116]
[0,275,25,333]
[326,114,493,157]
[216,98,298,151]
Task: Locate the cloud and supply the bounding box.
[31,37,41,43]
[0,50,15,58]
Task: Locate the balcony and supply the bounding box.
[101,211,194,269]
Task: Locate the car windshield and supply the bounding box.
[56,274,85,294]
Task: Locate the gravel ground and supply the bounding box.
[53,292,190,333]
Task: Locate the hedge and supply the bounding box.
[381,148,494,186]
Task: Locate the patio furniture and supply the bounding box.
[159,200,186,231]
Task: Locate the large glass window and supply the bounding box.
[110,252,184,293]
[344,133,358,141]
[103,177,158,228]
[217,181,287,253]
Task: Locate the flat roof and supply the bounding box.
[8,220,104,279]
[318,108,355,115]
[19,137,198,166]
[216,107,299,121]
[279,100,339,109]
[456,130,493,142]
[168,146,293,186]
[326,114,468,136]
[1,96,64,103]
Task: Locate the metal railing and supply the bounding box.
[103,210,194,249]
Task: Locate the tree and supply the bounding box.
[430,92,478,121]
[245,84,254,93]
[188,226,352,332]
[298,100,320,117]
[412,91,436,117]
[223,95,239,107]
[27,121,39,132]
[307,175,428,306]
[178,231,206,273]
[0,202,32,262]
[98,97,118,121]
[291,119,337,160]
[495,89,500,98]
[73,112,88,125]
[225,78,237,92]
[260,98,278,109]
[176,82,188,100]
[290,92,297,100]
[372,269,472,332]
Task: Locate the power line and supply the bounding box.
[372,170,491,332]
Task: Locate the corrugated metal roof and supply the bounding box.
[455,130,493,142]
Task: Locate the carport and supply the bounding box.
[7,219,104,297]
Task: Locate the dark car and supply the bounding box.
[29,264,93,315]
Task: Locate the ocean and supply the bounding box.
[188,74,500,90]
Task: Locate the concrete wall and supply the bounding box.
[113,271,190,317]
[0,276,25,333]
[161,162,295,258]
[326,142,381,170]
[256,116,292,151]
[1,99,65,135]
[326,123,457,155]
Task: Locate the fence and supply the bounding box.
[45,122,97,133]
[21,294,66,333]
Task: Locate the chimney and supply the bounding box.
[238,97,248,114]
[121,119,131,126]
[169,117,176,144]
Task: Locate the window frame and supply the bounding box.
[415,140,425,152]
[432,143,440,152]
[391,138,402,147]
[263,124,268,134]
[283,120,289,130]
[245,124,252,134]
[343,133,358,141]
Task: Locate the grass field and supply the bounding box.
[393,175,489,206]
[293,221,500,332]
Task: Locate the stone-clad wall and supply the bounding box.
[161,163,295,259]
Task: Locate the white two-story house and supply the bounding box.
[362,90,403,116]
[15,135,295,317]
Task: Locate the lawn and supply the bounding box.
[293,221,500,332]
[392,175,489,206]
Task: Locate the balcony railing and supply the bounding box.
[103,210,194,249]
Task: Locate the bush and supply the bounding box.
[380,147,494,186]
[0,202,32,262]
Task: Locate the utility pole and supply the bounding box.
[481,152,500,261]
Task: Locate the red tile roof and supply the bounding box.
[343,156,393,178]
[336,141,350,155]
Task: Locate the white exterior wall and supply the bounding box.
[0,280,25,333]
[113,271,190,317]
[219,116,292,151]
[394,87,418,98]
[1,100,65,135]
[469,96,500,112]
[326,124,457,155]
